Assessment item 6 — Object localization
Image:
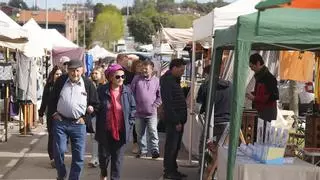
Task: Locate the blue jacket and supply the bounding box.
[95,83,136,144]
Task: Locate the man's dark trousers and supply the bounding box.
[163,123,184,174]
[52,119,86,180]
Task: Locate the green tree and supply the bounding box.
[127,15,155,44]
[168,14,196,28]
[93,4,120,21]
[156,0,174,12]
[181,0,197,9]
[91,8,124,48]
[93,3,105,20]
[140,3,158,17]
[8,0,28,9]
[133,0,144,13]
[151,14,173,32]
[120,6,133,16]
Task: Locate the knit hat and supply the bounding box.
[105,64,124,79]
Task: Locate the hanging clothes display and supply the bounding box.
[0,62,13,83]
[85,53,94,77]
[279,51,315,82]
[16,52,37,104]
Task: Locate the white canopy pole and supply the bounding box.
[188,41,196,164]
[181,41,198,168]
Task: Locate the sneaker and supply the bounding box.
[100,176,107,180]
[177,171,188,178]
[132,143,139,154]
[50,160,56,168]
[88,159,99,168]
[163,172,182,180]
[151,151,160,159]
[135,153,147,158]
[56,175,66,180]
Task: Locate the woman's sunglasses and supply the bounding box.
[115,75,125,80]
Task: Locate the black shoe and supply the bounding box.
[177,171,187,178]
[135,153,147,158]
[151,151,160,159]
[50,160,56,168]
[163,172,182,180]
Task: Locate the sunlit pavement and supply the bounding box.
[0,124,199,180]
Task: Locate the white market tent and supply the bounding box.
[0,10,28,50]
[160,28,193,49]
[44,29,78,49]
[192,0,260,42]
[22,18,49,57]
[88,45,117,61]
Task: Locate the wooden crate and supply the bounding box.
[241,110,258,144]
[305,115,320,148]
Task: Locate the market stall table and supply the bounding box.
[217,146,320,180]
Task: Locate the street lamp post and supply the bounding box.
[83,7,86,48]
[45,0,48,29]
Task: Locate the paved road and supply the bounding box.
[0,124,199,180]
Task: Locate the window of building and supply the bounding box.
[70,28,72,33]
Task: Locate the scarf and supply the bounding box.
[254,66,269,82]
[107,87,122,141]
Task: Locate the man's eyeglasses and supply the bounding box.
[115,75,125,80]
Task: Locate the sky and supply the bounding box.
[1,0,233,10]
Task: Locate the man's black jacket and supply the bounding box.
[51,74,100,117]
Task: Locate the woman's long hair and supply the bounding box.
[131,60,142,74]
[91,66,106,85]
[47,66,62,84]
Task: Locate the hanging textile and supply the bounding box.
[279,51,314,82]
[85,53,94,77]
[16,52,37,104]
[0,63,13,83]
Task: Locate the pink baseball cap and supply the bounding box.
[105,64,124,78]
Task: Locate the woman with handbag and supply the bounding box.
[95,64,136,180]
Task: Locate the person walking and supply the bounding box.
[160,59,188,180]
[51,60,99,180]
[131,60,161,158]
[38,66,63,168]
[130,59,143,154]
[88,67,106,168]
[95,64,136,180]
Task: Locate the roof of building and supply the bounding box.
[17,10,65,24]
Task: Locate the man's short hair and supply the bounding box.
[169,58,187,70]
[142,60,154,68]
[249,53,264,65]
[116,54,127,62]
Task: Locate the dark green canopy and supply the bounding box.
[208,8,320,180]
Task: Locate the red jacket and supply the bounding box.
[253,67,278,111]
[253,83,277,111]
